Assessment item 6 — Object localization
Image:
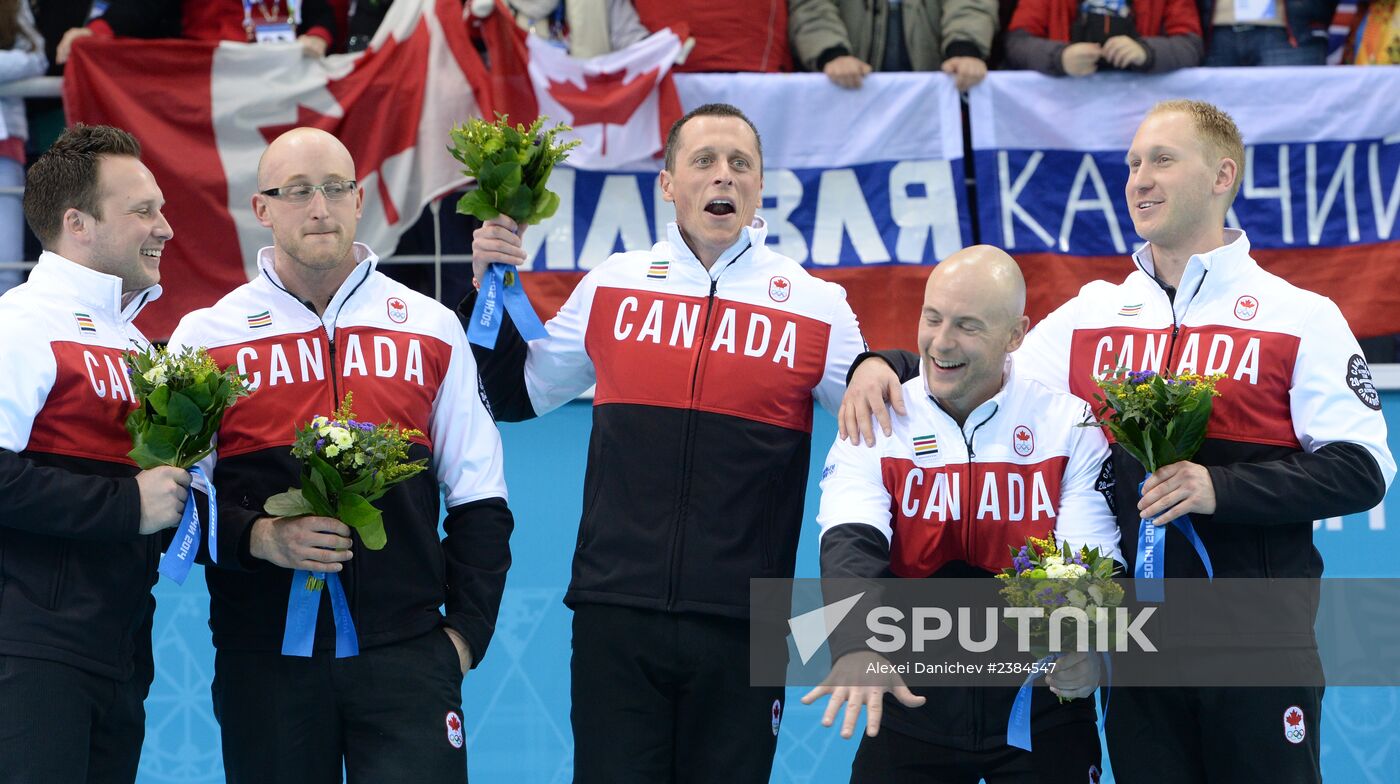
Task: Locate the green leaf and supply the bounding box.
[455,189,499,221]
[301,473,331,514]
[498,161,523,194]
[336,494,387,550]
[166,390,204,433]
[308,453,345,494]
[148,385,170,416]
[501,184,535,223]
[265,490,317,518]
[533,190,561,222]
[128,440,167,470]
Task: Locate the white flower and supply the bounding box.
[1044,555,1065,567]
[143,365,168,385]
[311,416,329,429]
[325,444,341,458]
[329,427,353,449]
[1066,588,1088,608]
[1088,585,1105,605]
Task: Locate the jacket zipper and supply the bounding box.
[1162,270,1208,369]
[961,409,995,565]
[666,276,721,610]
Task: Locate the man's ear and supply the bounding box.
[252,194,273,228]
[658,169,675,204]
[1215,157,1239,197]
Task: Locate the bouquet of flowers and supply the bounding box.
[263,392,427,556]
[1082,369,1223,596]
[125,345,251,583]
[1084,369,1223,473]
[124,345,250,470]
[449,113,580,225]
[996,534,1125,661]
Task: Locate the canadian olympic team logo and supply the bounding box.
[769,276,791,303]
[1283,706,1305,744]
[445,711,464,748]
[387,297,408,324]
[1013,426,1035,457]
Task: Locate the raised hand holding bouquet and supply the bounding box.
[450,113,579,348]
[264,393,427,657]
[1085,369,1223,600]
[125,346,251,583]
[997,534,1125,751]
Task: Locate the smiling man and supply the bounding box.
[0,124,190,784]
[168,127,515,784]
[841,100,1395,782]
[465,103,871,782]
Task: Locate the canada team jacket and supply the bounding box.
[815,360,1120,748]
[879,230,1395,578]
[0,253,162,680]
[169,245,513,663]
[467,219,867,618]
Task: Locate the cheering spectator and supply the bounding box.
[789,0,998,90]
[482,0,652,57]
[632,0,794,70]
[1201,0,1336,65]
[1004,0,1203,75]
[0,0,45,294]
[56,0,337,64]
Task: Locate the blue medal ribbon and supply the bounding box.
[157,465,216,584]
[1134,473,1214,602]
[467,263,548,348]
[1006,652,1112,752]
[281,570,360,658]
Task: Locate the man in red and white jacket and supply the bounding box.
[0,125,190,783]
[843,101,1395,783]
[807,246,1120,783]
[169,128,513,784]
[467,103,869,782]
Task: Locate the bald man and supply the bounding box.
[806,246,1120,783]
[168,128,514,783]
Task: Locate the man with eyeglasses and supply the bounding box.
[168,127,514,783]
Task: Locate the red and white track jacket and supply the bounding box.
[0,252,161,679]
[170,244,513,662]
[471,218,868,618]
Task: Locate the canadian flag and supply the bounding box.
[478,0,684,171]
[63,0,490,339]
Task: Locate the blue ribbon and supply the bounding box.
[1006,652,1112,752]
[467,263,548,348]
[157,465,216,584]
[1134,473,1215,602]
[281,570,360,658]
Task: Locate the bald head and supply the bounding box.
[918,245,1030,424]
[257,127,355,191]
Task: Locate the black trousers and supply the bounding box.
[570,604,784,784]
[0,654,148,784]
[211,628,468,784]
[1105,687,1323,784]
[851,718,1103,784]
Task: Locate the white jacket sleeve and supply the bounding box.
[1052,402,1123,563]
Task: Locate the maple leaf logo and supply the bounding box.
[448,713,462,731]
[1241,298,1255,309]
[546,67,660,156]
[258,17,432,226]
[1286,709,1302,727]
[773,279,788,290]
[1016,430,1031,441]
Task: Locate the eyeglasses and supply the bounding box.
[259,180,358,203]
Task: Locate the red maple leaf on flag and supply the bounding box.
[258,16,432,226]
[1286,709,1302,726]
[546,68,660,156]
[448,713,462,731]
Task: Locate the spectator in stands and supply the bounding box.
[473,0,652,57]
[56,0,337,64]
[0,0,46,293]
[1004,0,1203,75]
[1344,0,1399,63]
[789,0,998,90]
[631,0,795,71]
[1201,0,1336,65]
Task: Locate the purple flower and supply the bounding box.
[1127,370,1157,384]
[316,438,326,450]
[1013,556,1031,572]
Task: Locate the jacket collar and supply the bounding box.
[921,355,1017,442]
[26,251,162,324]
[1131,229,1256,319]
[256,243,379,323]
[665,216,768,281]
